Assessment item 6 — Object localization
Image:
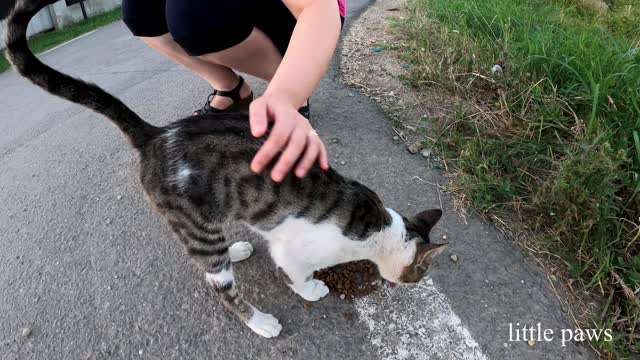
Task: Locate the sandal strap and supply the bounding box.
[194,76,247,116]
[215,75,245,103]
[298,98,310,118]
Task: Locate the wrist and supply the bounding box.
[264,86,306,109]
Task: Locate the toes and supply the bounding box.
[314,280,330,298]
[296,279,330,302]
[229,241,253,262]
[246,310,282,338]
[311,280,330,300]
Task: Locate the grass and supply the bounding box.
[393,0,640,357]
[0,6,122,74]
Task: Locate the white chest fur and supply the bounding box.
[258,216,372,272]
[250,209,416,283]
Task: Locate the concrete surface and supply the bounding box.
[0,1,596,359]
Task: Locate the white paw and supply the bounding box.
[294,279,330,302]
[229,241,253,262]
[246,309,282,338]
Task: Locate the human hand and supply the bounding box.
[249,93,329,182]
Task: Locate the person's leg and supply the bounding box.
[140,34,251,110]
[122,0,250,110]
[167,0,309,108]
[198,27,282,84]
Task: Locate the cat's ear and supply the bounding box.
[416,242,448,265]
[407,209,442,241]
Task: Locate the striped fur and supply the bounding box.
[5,0,445,338]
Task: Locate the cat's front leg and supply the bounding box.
[276,264,330,302]
[269,241,330,302]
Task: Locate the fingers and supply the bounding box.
[250,111,294,175]
[295,136,319,178]
[249,97,268,137]
[318,138,329,170]
[249,94,330,181]
[271,124,308,182]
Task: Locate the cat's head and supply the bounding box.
[374,208,447,284]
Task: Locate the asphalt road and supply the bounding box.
[0,1,595,359]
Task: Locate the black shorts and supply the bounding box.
[122,0,343,56]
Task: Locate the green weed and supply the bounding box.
[395,0,640,356]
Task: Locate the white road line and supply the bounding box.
[355,278,488,360]
[39,30,98,56]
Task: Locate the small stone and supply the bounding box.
[22,328,31,337]
[322,314,327,319]
[420,149,431,158]
[407,143,420,154]
[340,161,346,165]
[503,342,509,348]
[106,218,111,225]
[450,254,458,262]
[527,339,536,347]
[139,349,144,355]
[521,280,525,284]
[442,235,448,240]
[340,294,346,300]
[116,195,122,200]
[393,136,399,141]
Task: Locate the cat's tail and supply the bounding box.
[4,0,161,149]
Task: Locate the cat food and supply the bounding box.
[315,260,381,301]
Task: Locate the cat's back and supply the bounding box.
[138,113,262,200]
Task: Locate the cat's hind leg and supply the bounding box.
[170,224,281,337]
[205,266,281,338]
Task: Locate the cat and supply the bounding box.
[5,0,447,338]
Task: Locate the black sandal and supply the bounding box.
[193,76,253,115]
[298,98,310,119]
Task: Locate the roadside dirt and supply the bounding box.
[340,0,456,157]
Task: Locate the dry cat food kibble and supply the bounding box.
[315,260,382,300]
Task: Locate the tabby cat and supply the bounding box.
[5,0,447,338]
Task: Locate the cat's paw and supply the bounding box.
[246,309,282,338]
[229,241,253,262]
[295,279,330,302]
